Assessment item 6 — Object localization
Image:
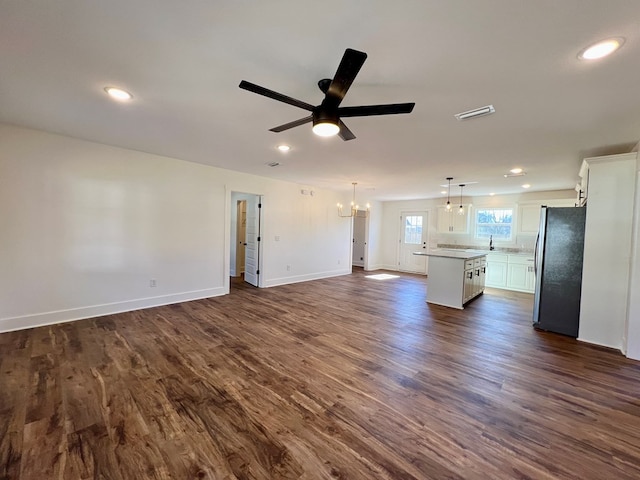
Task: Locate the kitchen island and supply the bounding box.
[414,250,487,309]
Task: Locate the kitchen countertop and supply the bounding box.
[413,249,487,260]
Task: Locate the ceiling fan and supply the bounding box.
[239,48,415,141]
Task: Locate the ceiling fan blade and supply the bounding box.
[338,120,356,141]
[239,80,315,111]
[269,115,313,132]
[324,48,368,108]
[338,103,415,117]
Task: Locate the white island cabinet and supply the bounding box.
[414,250,486,309]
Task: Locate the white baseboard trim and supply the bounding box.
[577,336,624,354]
[379,264,400,271]
[0,287,226,333]
[263,269,351,288]
[365,264,397,271]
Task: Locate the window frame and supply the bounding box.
[403,214,424,245]
[474,206,515,242]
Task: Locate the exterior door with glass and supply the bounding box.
[399,211,428,274]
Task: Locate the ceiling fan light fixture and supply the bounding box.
[104,86,132,101]
[578,38,624,60]
[312,109,340,137]
[454,105,495,121]
[312,121,340,137]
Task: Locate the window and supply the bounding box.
[404,215,423,244]
[476,208,513,240]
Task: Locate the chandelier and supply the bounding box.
[338,182,370,217]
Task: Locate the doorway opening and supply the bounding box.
[352,210,367,268]
[230,191,263,290]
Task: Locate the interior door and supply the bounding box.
[235,200,247,276]
[352,211,366,267]
[399,211,428,273]
[244,195,262,286]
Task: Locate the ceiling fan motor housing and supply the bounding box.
[312,108,339,128]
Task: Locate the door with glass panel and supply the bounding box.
[399,211,428,273]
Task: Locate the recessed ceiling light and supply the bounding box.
[489,192,496,196]
[522,184,531,189]
[578,38,624,60]
[510,168,523,174]
[277,144,290,152]
[441,190,447,195]
[104,87,133,101]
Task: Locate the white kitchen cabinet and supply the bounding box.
[507,263,528,290]
[473,257,487,297]
[422,252,486,309]
[463,266,474,303]
[437,206,470,233]
[506,255,535,293]
[517,200,576,235]
[579,152,638,351]
[518,205,541,234]
[485,253,508,288]
[463,257,486,302]
[577,160,588,206]
[486,253,534,292]
[526,265,536,291]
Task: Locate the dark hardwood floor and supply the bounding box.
[2,268,640,479]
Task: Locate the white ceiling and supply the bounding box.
[2,1,639,200]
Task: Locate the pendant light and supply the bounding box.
[458,184,465,215]
[445,177,453,211]
[338,182,370,218]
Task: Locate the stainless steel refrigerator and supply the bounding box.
[532,206,586,337]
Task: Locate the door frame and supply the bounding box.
[352,210,368,268]
[397,210,429,274]
[235,199,247,276]
[226,188,264,293]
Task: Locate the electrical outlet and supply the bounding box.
[150,279,157,287]
[286,265,290,271]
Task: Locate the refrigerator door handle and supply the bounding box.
[534,233,539,275]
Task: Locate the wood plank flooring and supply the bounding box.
[2,268,640,479]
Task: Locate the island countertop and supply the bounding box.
[413,249,487,260]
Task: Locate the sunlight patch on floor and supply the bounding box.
[365,274,400,280]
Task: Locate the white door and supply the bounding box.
[244,195,262,286]
[399,211,428,273]
[235,200,247,276]
[352,211,366,267]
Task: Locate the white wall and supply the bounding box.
[379,199,434,271]
[0,124,351,332]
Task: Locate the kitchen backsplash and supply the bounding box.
[437,243,535,254]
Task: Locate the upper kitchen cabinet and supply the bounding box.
[576,160,589,206]
[437,206,471,233]
[516,199,575,235]
[518,204,542,234]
